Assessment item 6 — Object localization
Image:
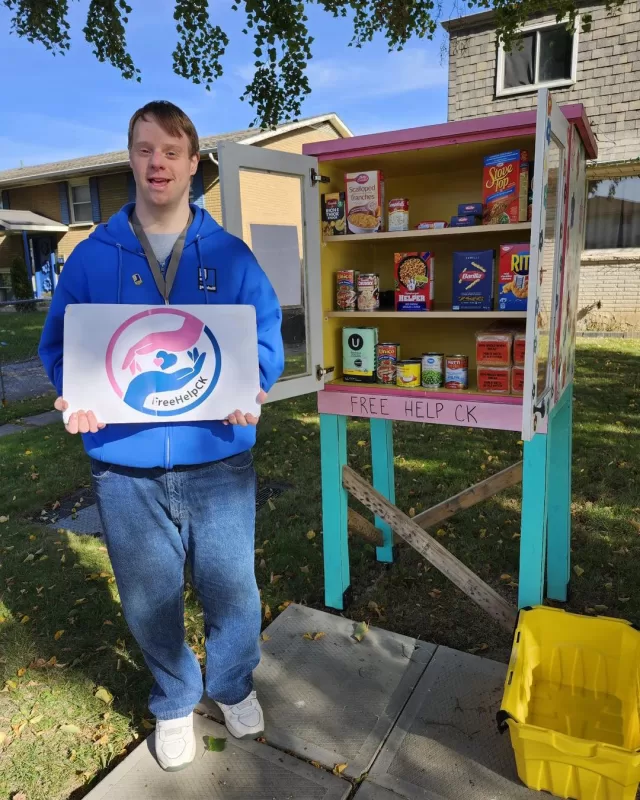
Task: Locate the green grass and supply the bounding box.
[0,392,57,426]
[0,338,639,799]
[0,311,48,365]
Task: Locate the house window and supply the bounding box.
[69,180,93,223]
[586,177,640,250]
[496,19,578,97]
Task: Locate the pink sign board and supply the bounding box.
[318,387,523,432]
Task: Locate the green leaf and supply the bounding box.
[94,686,114,705]
[353,621,369,642]
[206,735,227,752]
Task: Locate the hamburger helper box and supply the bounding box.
[499,243,530,311]
[482,150,529,224]
[452,250,495,311]
[395,252,435,311]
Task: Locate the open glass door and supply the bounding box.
[522,89,570,440]
[217,140,324,403]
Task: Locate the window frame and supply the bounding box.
[496,16,580,98]
[584,173,640,251]
[68,178,94,225]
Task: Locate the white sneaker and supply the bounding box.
[154,713,197,771]
[218,690,265,740]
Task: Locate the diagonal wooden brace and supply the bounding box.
[342,465,517,632]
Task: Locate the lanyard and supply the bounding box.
[130,210,192,304]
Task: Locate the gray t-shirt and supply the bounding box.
[145,232,180,275]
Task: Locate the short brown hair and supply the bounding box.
[128,101,200,158]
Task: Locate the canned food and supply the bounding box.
[445,355,469,389]
[388,198,409,232]
[421,353,444,388]
[396,360,421,388]
[376,343,400,385]
[336,270,357,311]
[357,273,379,311]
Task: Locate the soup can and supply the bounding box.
[421,353,444,388]
[336,269,357,311]
[445,355,469,389]
[357,273,380,311]
[396,360,421,388]
[376,343,400,385]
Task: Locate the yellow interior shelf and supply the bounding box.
[323,222,532,244]
[326,310,527,320]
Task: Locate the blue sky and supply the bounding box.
[0,0,454,171]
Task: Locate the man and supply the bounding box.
[39,101,285,772]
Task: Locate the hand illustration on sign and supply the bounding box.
[124,348,207,412]
[122,315,204,375]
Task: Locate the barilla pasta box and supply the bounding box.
[394,252,435,311]
[499,244,530,311]
[452,250,495,311]
[345,171,385,234]
[482,150,529,224]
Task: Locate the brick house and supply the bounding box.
[0,113,350,302]
[443,1,640,330]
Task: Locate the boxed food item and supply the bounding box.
[388,198,409,231]
[482,150,529,224]
[476,330,513,366]
[416,220,448,230]
[513,332,526,366]
[336,269,358,311]
[499,243,530,311]
[342,327,378,383]
[345,171,385,234]
[322,192,346,236]
[450,215,480,227]
[477,366,511,395]
[452,250,495,311]
[395,252,435,311]
[458,202,483,216]
[511,366,525,396]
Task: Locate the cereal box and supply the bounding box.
[477,366,511,395]
[394,252,435,311]
[511,366,525,396]
[342,327,378,383]
[482,150,529,224]
[345,171,385,234]
[499,244,530,311]
[513,332,526,366]
[476,330,513,367]
[452,250,495,311]
[322,192,346,236]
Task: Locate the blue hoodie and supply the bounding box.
[39,203,285,469]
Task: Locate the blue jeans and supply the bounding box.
[91,450,261,720]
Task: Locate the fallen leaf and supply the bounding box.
[141,719,155,730]
[263,604,272,621]
[74,598,87,606]
[353,621,369,642]
[103,620,113,626]
[60,724,81,735]
[573,565,585,577]
[29,714,44,725]
[436,529,446,537]
[619,597,631,603]
[468,643,489,654]
[94,734,110,746]
[604,582,613,590]
[54,630,65,640]
[300,565,309,574]
[0,731,7,746]
[306,530,316,540]
[267,498,276,512]
[20,616,30,624]
[303,631,326,641]
[311,760,322,768]
[260,633,271,642]
[500,574,512,581]
[333,762,348,775]
[270,573,282,585]
[205,736,227,752]
[409,508,416,518]
[16,667,26,677]
[0,516,8,524]
[4,680,17,690]
[277,600,292,612]
[428,589,442,599]
[94,686,113,705]
[594,605,608,612]
[11,793,26,800]
[12,721,28,736]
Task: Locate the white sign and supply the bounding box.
[62,304,261,424]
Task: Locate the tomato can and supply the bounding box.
[396,360,421,388]
[421,353,444,388]
[376,343,400,385]
[445,355,469,389]
[336,270,357,311]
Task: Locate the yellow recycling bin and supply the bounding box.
[498,606,640,800]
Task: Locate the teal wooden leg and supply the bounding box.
[320,413,350,610]
[546,385,573,601]
[518,433,548,608]
[370,417,395,563]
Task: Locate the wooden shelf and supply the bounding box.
[325,310,527,320]
[323,222,531,244]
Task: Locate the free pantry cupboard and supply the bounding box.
[216,91,597,623]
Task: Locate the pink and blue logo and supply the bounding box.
[106,308,221,417]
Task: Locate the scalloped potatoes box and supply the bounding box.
[345,171,385,234]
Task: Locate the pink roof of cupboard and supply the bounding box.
[302,105,597,162]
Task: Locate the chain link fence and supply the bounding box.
[0,298,52,406]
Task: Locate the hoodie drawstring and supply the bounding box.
[196,236,209,305]
[116,244,123,303]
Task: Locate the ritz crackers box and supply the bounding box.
[452,250,495,311]
[482,150,529,224]
[499,243,530,311]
